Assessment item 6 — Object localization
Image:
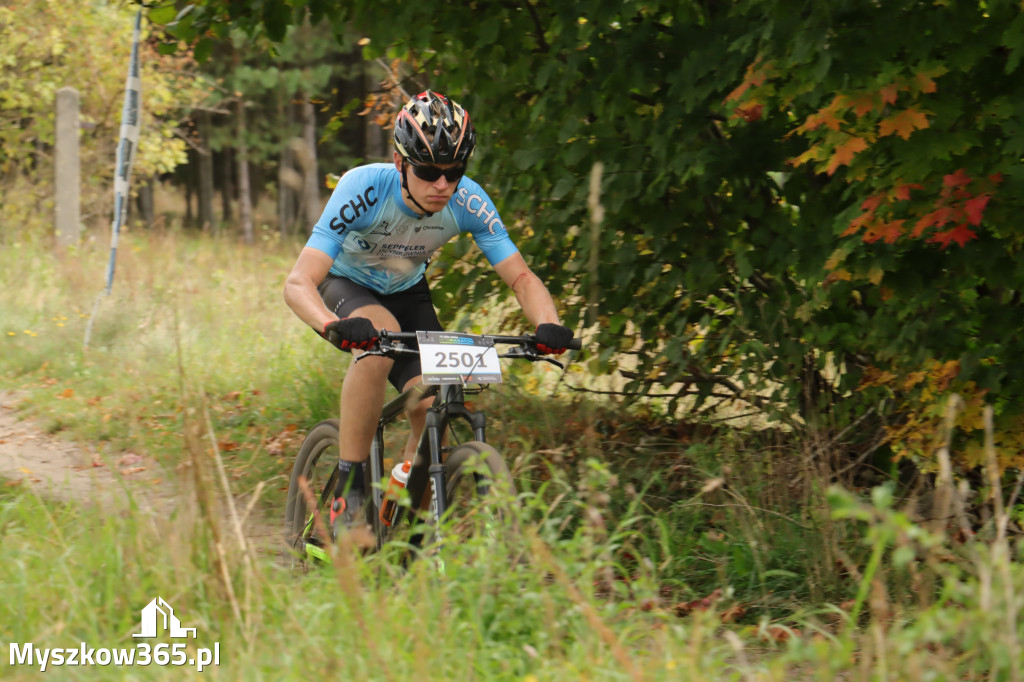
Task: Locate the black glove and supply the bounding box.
[534,323,574,355]
[323,317,379,351]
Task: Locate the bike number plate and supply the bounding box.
[417,331,503,385]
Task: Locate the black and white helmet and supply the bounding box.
[393,90,476,164]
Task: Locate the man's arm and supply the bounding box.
[284,247,339,331]
[493,252,561,327]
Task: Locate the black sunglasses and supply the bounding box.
[406,160,466,183]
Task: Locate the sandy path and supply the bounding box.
[0,390,282,556]
[0,391,134,498]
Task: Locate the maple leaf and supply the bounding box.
[724,82,752,104]
[964,194,990,225]
[891,183,924,201]
[825,135,869,175]
[862,220,904,244]
[843,213,877,237]
[732,103,763,122]
[796,100,843,133]
[914,72,937,94]
[911,207,954,237]
[725,59,775,103]
[878,108,930,140]
[788,143,826,167]
[850,92,876,116]
[860,194,885,213]
[824,248,848,270]
[943,168,972,188]
[880,83,899,104]
[928,223,977,249]
[824,268,853,284]
[879,219,906,244]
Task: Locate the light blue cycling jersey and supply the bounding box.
[305,163,518,294]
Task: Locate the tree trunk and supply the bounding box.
[184,149,195,227]
[236,98,253,245]
[196,109,216,233]
[364,66,387,160]
[220,147,233,223]
[137,176,155,229]
[278,101,296,237]
[299,96,320,226]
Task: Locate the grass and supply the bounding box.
[1,224,1022,680]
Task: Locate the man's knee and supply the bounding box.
[401,379,432,415]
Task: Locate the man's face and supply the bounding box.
[394,153,465,214]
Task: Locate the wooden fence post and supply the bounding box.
[54,86,81,247]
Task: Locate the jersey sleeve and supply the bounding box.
[305,165,389,259]
[451,177,519,265]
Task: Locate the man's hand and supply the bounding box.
[323,317,379,351]
[534,323,574,355]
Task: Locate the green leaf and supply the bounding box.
[550,175,576,201]
[147,3,179,26]
[512,148,547,170]
[193,37,214,64]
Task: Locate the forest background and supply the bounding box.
[1,0,1023,679]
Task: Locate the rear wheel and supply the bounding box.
[284,420,341,567]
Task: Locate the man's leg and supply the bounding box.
[331,303,399,535]
[337,304,400,465]
[399,375,436,511]
[399,376,432,463]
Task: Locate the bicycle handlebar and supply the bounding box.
[378,330,582,351]
[354,329,581,369]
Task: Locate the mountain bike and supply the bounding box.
[284,329,582,565]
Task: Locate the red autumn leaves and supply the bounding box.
[843,170,1001,248]
[725,60,995,248]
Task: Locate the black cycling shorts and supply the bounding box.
[316,275,443,390]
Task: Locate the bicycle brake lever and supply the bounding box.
[499,346,566,369]
[353,348,387,363]
[353,340,417,363]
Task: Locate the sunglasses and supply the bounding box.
[406,160,466,183]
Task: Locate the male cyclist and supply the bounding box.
[283,90,574,538]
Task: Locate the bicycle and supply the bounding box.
[284,328,582,565]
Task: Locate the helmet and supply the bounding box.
[393,90,476,165]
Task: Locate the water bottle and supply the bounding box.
[379,460,412,527]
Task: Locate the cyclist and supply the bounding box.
[283,90,574,538]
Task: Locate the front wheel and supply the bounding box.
[441,441,519,543]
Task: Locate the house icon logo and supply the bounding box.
[132,597,197,639]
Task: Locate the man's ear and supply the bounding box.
[393,152,403,172]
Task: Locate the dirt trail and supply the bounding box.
[0,390,281,556]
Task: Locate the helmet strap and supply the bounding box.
[400,161,435,218]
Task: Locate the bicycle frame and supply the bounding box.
[366,382,487,548]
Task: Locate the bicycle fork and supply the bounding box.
[421,388,487,530]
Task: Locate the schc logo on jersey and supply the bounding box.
[455,187,505,235]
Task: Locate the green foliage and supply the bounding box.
[157,0,1024,464]
[190,21,364,167]
[0,0,202,222]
